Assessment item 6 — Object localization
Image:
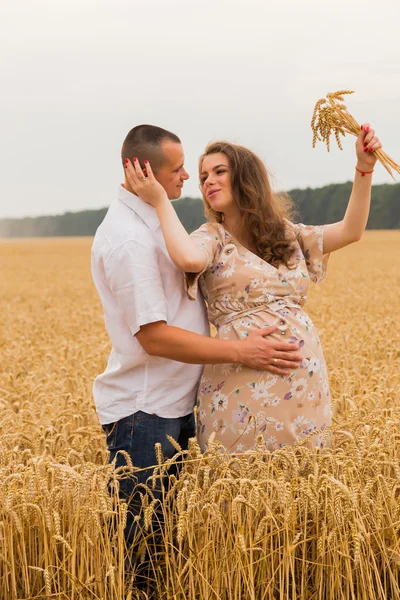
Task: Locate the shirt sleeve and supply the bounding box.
[104,240,168,335]
[184,223,222,300]
[293,223,330,284]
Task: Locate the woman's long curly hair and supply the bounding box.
[199,141,297,268]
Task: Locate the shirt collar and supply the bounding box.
[117,185,160,232]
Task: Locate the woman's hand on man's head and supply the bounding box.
[125,158,168,208]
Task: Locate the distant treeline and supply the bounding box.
[1,182,399,238]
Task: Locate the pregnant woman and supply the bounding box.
[126,124,380,452]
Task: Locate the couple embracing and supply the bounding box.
[91,123,380,543]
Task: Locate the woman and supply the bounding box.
[125,124,380,452]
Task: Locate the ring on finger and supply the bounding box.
[139,176,146,182]
[274,358,278,365]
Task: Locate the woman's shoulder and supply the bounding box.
[284,219,325,241]
[283,218,300,237]
[191,221,226,240]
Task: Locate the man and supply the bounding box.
[91,124,302,546]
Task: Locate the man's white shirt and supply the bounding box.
[91,185,209,425]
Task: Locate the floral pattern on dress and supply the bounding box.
[185,221,332,452]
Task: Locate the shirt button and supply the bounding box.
[226,248,233,254]
[280,330,286,335]
[280,320,285,325]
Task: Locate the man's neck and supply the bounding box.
[123,178,134,194]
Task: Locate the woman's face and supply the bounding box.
[200,153,235,214]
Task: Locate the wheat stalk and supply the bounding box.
[1,235,400,599]
[311,90,400,180]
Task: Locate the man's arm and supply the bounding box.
[136,321,303,376]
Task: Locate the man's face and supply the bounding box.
[154,141,189,200]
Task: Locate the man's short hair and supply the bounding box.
[121,124,181,172]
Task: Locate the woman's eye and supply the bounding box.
[217,170,226,175]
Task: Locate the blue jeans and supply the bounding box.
[102,410,195,547]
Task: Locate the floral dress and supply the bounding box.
[185,221,332,452]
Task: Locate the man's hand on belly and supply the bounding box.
[238,324,302,375]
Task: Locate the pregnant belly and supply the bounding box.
[215,306,327,382]
[198,304,331,453]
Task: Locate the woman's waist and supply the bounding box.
[211,299,302,328]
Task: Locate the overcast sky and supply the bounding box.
[1,0,400,218]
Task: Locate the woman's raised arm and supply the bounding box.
[125,158,207,273]
[322,123,381,254]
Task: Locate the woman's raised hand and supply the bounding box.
[356,124,382,170]
[124,158,168,208]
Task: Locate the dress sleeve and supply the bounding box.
[184,223,222,300]
[293,223,330,284]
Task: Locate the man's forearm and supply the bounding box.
[137,322,241,364]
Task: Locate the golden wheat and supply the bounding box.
[0,233,400,599]
[312,90,400,179]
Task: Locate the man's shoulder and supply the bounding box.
[93,202,155,255]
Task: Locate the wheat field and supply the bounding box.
[1,231,400,600]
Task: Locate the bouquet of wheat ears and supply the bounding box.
[311,90,400,180]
